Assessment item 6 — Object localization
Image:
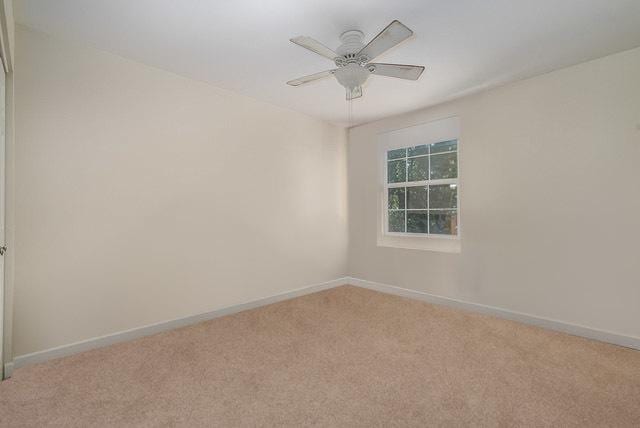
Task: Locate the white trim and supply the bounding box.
[0,0,13,73]
[385,231,459,240]
[7,276,638,375]
[8,278,349,372]
[347,277,640,350]
[387,178,457,188]
[378,116,460,150]
[3,360,11,377]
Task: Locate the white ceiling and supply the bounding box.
[16,0,640,127]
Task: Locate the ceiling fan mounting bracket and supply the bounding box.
[336,30,365,58]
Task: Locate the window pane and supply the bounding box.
[388,188,405,209]
[387,148,406,160]
[408,144,428,157]
[407,156,428,181]
[430,152,457,179]
[407,211,428,233]
[429,184,457,209]
[387,159,406,183]
[407,186,427,209]
[388,210,405,232]
[431,140,457,154]
[429,210,458,235]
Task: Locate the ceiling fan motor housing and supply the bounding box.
[334,30,371,91]
[335,30,369,65]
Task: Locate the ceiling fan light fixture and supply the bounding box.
[333,63,370,91]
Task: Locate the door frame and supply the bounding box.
[0,0,14,380]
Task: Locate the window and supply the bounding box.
[384,139,459,237]
[377,116,460,252]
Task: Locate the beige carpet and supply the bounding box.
[1,285,639,427]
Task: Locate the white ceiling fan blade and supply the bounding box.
[358,20,413,61]
[287,69,336,86]
[346,86,362,100]
[290,36,339,61]
[368,63,425,80]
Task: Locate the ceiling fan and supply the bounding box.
[287,20,425,100]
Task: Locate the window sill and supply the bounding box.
[377,234,461,253]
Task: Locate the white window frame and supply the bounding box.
[384,165,459,239]
[377,116,461,253]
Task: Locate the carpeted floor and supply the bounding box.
[1,285,639,427]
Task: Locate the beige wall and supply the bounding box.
[13,27,348,357]
[348,47,640,338]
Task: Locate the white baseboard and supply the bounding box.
[6,275,638,376]
[8,277,349,374]
[347,277,640,351]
